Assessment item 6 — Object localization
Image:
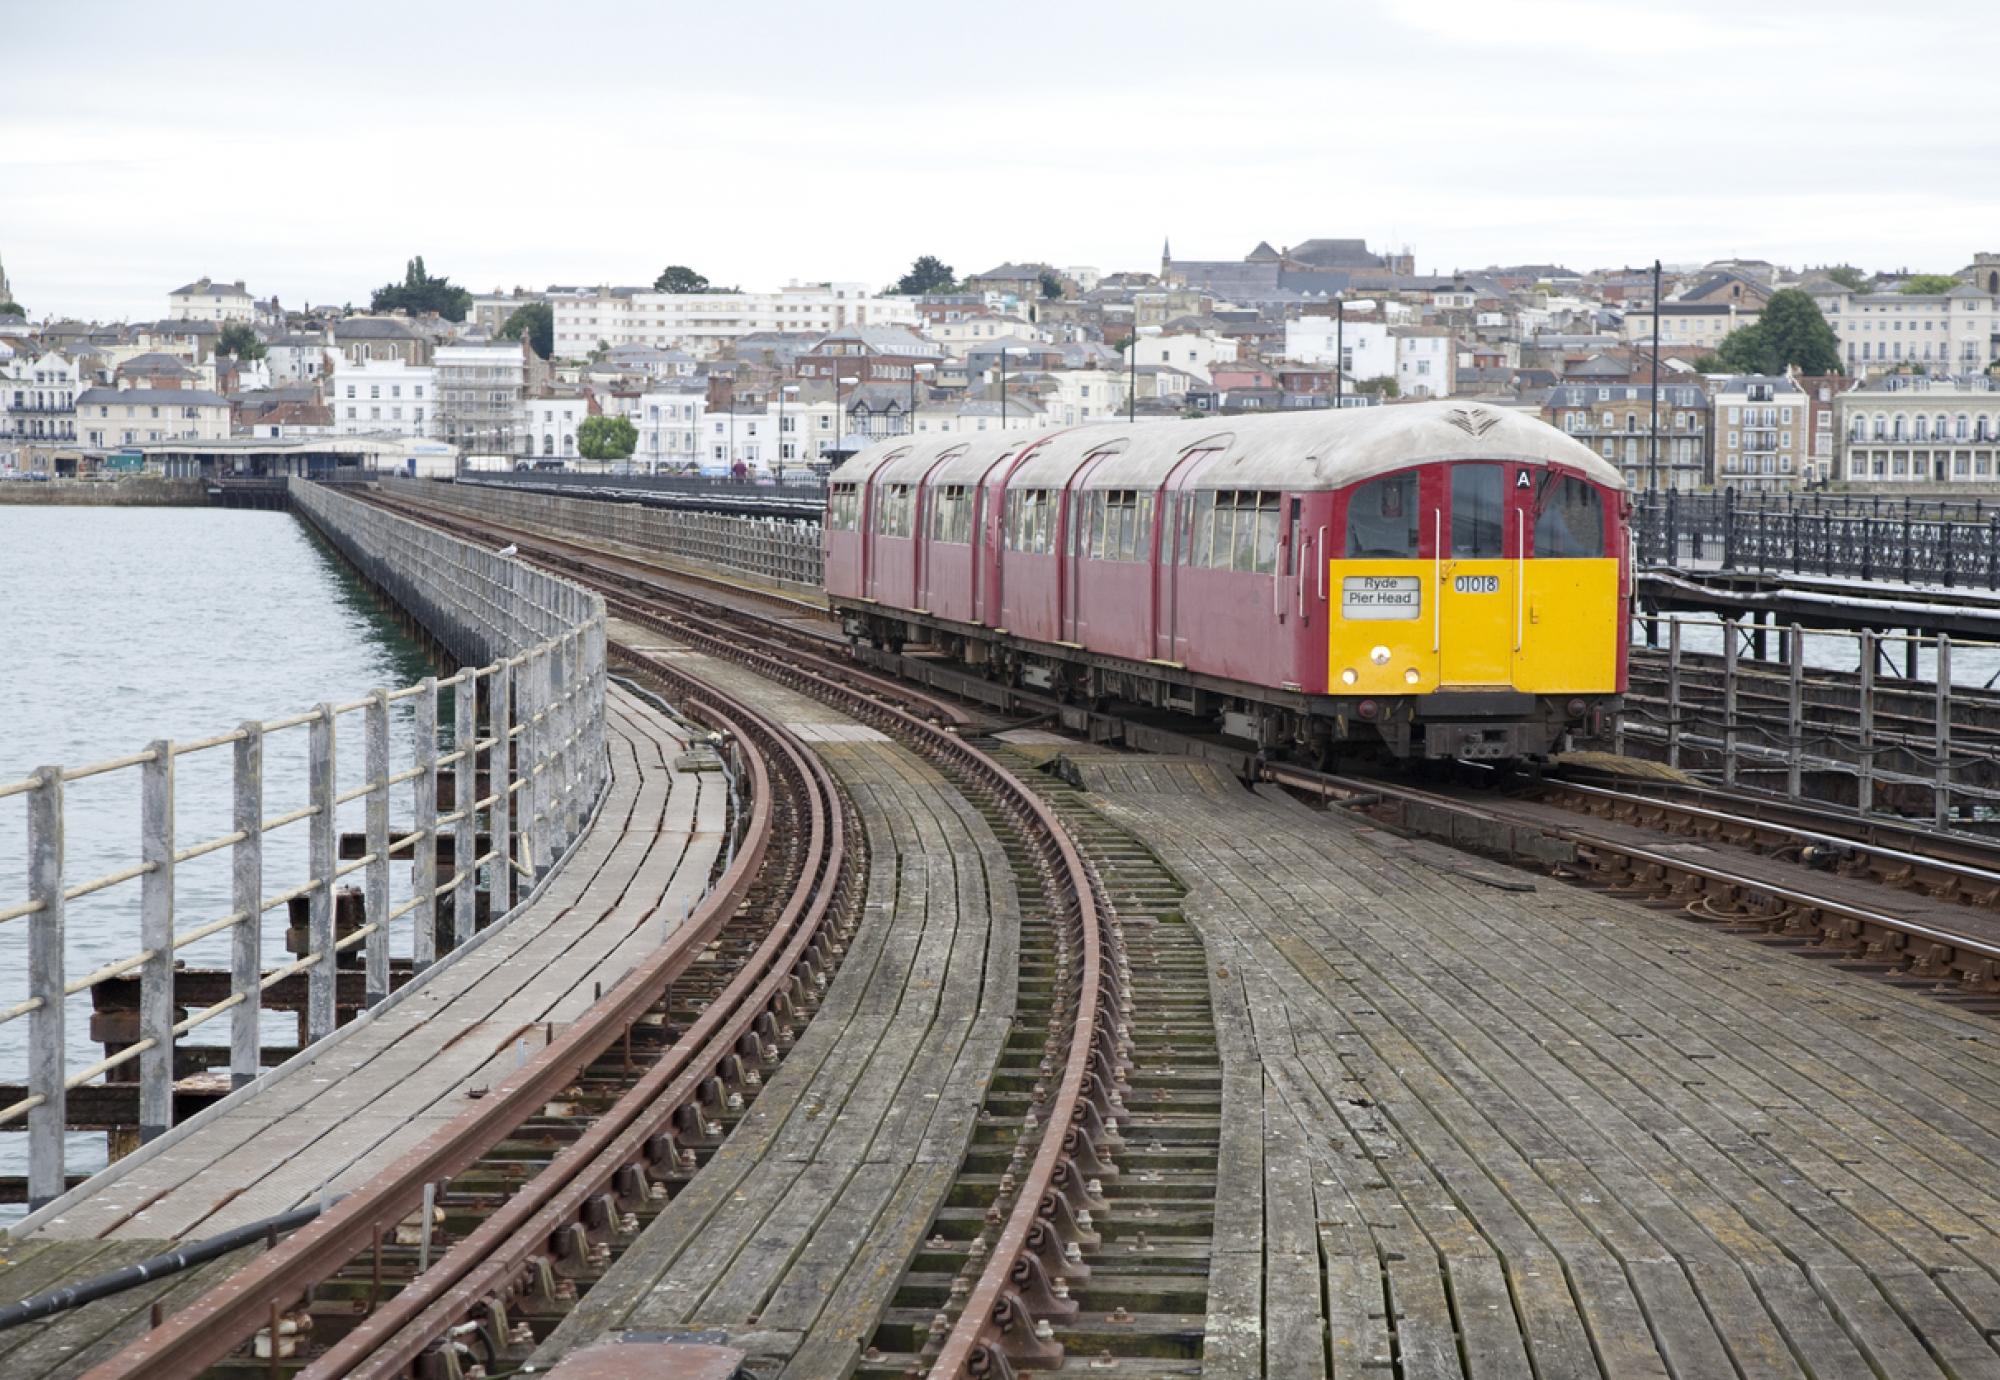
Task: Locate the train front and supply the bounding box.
[1327,416,1628,760]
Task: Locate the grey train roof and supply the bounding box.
[829,402,1624,496]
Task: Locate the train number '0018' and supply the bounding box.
[1453,574,1499,594]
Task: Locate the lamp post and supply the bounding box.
[1128,332,1137,422]
[909,361,934,436]
[999,347,1010,428]
[1649,257,1662,494]
[777,383,798,482]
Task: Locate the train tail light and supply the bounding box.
[1566,697,1588,719]
[1356,699,1379,721]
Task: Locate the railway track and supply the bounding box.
[81,499,1142,1378]
[84,643,864,1378]
[1269,764,2000,1017]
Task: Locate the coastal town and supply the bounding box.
[4,242,2000,494]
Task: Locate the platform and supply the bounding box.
[0,686,724,1376]
[529,646,1022,1378]
[1062,751,2000,1380]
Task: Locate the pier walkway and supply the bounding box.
[554,629,1023,1378]
[1064,750,2000,1380]
[0,686,723,1377]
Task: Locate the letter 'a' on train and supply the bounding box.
[824,402,1628,763]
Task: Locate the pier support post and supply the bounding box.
[1786,625,1804,801]
[413,678,439,972]
[1936,635,1952,828]
[231,724,264,1086]
[1857,632,1875,815]
[1722,621,1739,788]
[27,767,67,1209]
[454,672,477,948]
[139,740,174,1142]
[1666,620,1682,770]
[364,692,391,1007]
[307,705,337,1044]
[492,664,514,918]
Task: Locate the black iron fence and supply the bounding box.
[1632,490,2000,588]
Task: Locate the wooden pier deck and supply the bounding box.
[0,685,725,1377]
[1062,751,2000,1380]
[531,641,1023,1378]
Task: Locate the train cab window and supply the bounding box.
[1450,464,1505,558]
[927,485,972,543]
[1532,474,1605,558]
[827,483,860,531]
[1345,473,1418,557]
[874,483,913,537]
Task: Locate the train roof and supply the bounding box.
[829,402,1624,494]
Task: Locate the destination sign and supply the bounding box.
[1341,575,1421,620]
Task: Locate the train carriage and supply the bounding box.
[826,402,1628,761]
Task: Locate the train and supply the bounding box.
[824,401,1629,762]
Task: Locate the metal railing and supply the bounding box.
[462,468,828,499]
[0,481,607,1209]
[386,475,826,591]
[1633,490,2000,586]
[1618,614,1999,820]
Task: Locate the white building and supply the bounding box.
[1810,284,2000,377]
[267,333,333,387]
[1043,369,1129,426]
[1283,317,1394,383]
[529,395,589,461]
[435,342,530,456]
[76,387,231,447]
[329,358,436,439]
[549,281,922,361]
[1132,329,1239,384]
[1837,378,2000,483]
[2,352,81,451]
[636,388,707,471]
[167,277,256,323]
[1390,327,1455,399]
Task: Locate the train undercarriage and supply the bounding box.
[838,603,1617,764]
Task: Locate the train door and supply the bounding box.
[1153,489,1184,661]
[1435,462,1523,685]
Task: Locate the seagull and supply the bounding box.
[497,543,519,557]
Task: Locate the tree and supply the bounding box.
[1704,289,1843,376]
[1827,265,1869,291]
[1038,270,1064,301]
[371,255,472,322]
[1900,273,1960,295]
[577,414,637,461]
[1356,376,1400,398]
[0,301,24,319]
[216,323,266,360]
[500,302,554,359]
[893,255,956,296]
[653,265,710,294]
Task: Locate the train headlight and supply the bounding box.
[1405,668,1421,685]
[1370,645,1391,665]
[1340,668,1358,686]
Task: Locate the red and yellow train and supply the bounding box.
[825,402,1629,760]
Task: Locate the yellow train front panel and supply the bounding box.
[1329,558,1620,695]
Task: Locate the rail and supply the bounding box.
[0,481,607,1211]
[383,476,825,592]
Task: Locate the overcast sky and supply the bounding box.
[6,0,1997,322]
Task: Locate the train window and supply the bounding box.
[928,485,972,544]
[1345,473,1418,557]
[827,483,860,532]
[1196,491,1282,573]
[875,483,914,538]
[1006,489,1055,554]
[1450,464,1504,558]
[1088,491,1152,562]
[1186,492,1213,565]
[1532,474,1604,558]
